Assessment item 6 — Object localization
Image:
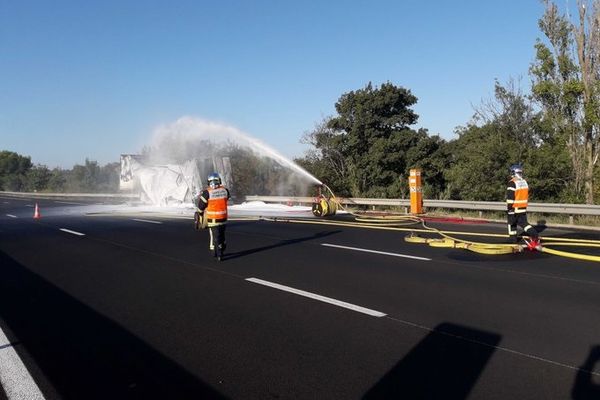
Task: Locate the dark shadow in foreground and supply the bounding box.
[222,230,341,261]
[572,345,600,400]
[363,323,501,400]
[0,250,227,400]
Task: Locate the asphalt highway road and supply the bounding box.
[1,196,600,399]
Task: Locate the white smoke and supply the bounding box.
[149,116,322,185]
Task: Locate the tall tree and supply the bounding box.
[574,0,600,203]
[444,79,571,202]
[530,0,600,203]
[326,82,421,197]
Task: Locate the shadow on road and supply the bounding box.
[363,323,501,400]
[572,345,600,399]
[534,220,548,234]
[223,230,341,261]
[0,250,227,400]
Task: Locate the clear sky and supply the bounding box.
[1,0,549,168]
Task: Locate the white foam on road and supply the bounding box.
[246,277,387,317]
[3,200,323,221]
[59,228,85,236]
[132,218,163,224]
[6,215,17,218]
[0,327,45,400]
[321,243,432,261]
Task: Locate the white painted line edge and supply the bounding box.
[246,277,387,317]
[59,228,86,236]
[132,218,163,224]
[321,243,431,261]
[0,327,46,400]
[6,214,17,218]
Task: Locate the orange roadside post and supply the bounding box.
[409,168,423,214]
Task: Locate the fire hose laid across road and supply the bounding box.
[266,185,600,263]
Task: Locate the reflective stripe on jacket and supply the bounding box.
[206,187,229,221]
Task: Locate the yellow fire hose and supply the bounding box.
[304,185,600,263]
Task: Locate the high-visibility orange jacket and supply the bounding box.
[198,186,230,225]
[506,177,528,213]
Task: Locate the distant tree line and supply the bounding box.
[296,1,600,204]
[0,151,120,193]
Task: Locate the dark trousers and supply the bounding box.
[209,224,227,250]
[507,212,538,241]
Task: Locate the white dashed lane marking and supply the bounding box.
[321,243,432,261]
[246,278,387,317]
[6,215,17,218]
[59,228,86,236]
[132,219,163,224]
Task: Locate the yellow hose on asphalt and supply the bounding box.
[307,185,600,262]
[539,247,600,262]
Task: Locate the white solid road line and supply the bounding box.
[246,278,387,317]
[321,243,431,261]
[6,214,17,218]
[59,228,86,236]
[0,327,46,400]
[132,218,163,224]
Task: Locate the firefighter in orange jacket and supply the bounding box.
[506,164,538,244]
[197,172,230,260]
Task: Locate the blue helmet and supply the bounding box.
[510,164,523,176]
[207,172,222,188]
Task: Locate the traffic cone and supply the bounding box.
[33,203,41,219]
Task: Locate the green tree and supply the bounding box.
[312,82,418,197]
[47,168,67,192]
[327,82,420,197]
[530,0,600,203]
[447,77,577,203]
[405,131,449,199]
[67,159,100,192]
[298,83,450,199]
[0,150,32,191]
[97,162,120,192]
[445,124,516,201]
[25,165,51,192]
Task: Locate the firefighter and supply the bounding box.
[506,164,538,244]
[197,172,230,260]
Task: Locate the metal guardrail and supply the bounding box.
[244,195,600,216]
[0,191,139,201]
[3,191,598,217]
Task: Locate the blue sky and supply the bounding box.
[1,0,548,168]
